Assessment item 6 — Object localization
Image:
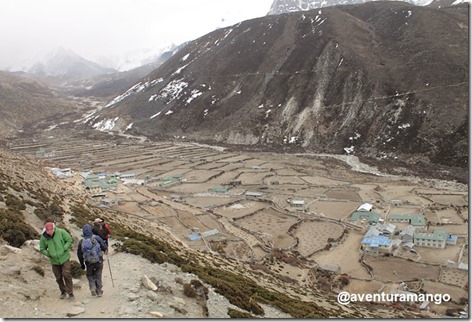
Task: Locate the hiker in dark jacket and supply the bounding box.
[77,224,107,297]
[92,218,111,247]
[39,222,75,300]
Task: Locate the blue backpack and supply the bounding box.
[81,237,101,263]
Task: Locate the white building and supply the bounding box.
[357,203,373,212]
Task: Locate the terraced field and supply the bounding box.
[5,130,468,315]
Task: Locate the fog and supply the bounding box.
[0,0,273,69]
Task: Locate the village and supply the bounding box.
[7,132,469,316]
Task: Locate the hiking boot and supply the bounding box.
[68,293,75,300]
[91,289,97,296]
[97,290,103,297]
[60,292,66,299]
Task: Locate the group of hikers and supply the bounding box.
[38,218,111,300]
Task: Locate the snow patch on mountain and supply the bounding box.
[106,78,163,108]
[92,117,119,131]
[150,79,189,105]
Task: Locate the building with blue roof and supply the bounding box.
[446,234,458,245]
[361,234,393,255]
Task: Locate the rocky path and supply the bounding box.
[0,238,293,318]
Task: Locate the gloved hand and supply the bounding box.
[81,264,85,270]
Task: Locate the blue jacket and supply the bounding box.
[77,224,107,266]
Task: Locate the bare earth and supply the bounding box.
[5,133,468,316]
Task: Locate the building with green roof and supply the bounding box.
[84,176,116,195]
[413,230,447,249]
[158,176,183,188]
[208,187,229,193]
[350,211,381,225]
[389,214,426,227]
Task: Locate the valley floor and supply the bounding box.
[1,129,468,318]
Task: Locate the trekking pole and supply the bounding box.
[107,255,115,287]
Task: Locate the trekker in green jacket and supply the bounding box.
[39,222,75,300]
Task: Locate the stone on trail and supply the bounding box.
[141,275,158,291]
[66,306,85,317]
[127,293,140,301]
[72,278,82,289]
[149,311,164,318]
[147,290,163,303]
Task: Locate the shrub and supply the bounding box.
[32,265,45,277]
[70,260,85,278]
[337,275,350,287]
[5,194,26,212]
[77,212,331,317]
[190,279,209,300]
[0,209,38,247]
[445,308,460,317]
[458,297,468,305]
[227,308,255,318]
[113,229,185,266]
[183,283,198,298]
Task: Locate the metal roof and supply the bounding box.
[413,230,447,241]
[362,235,392,247]
[351,211,381,223]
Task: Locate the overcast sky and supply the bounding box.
[0,0,273,70]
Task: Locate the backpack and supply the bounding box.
[95,223,109,240]
[81,237,102,264]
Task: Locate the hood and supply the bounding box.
[41,228,53,239]
[82,224,93,238]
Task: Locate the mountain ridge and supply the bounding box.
[15,47,117,80]
[0,70,76,137]
[81,2,468,182]
[266,0,468,14]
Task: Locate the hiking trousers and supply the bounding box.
[52,260,73,295]
[85,261,104,293]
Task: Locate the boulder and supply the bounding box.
[1,245,22,255]
[22,240,40,251]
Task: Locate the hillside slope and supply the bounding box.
[85,2,468,180]
[0,146,433,318]
[0,71,76,137]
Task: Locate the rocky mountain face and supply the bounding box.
[426,0,470,7]
[0,71,76,137]
[83,1,468,181]
[267,0,417,14]
[266,0,469,14]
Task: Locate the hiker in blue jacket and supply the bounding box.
[77,224,107,297]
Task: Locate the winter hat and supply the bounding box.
[94,218,103,223]
[45,222,55,234]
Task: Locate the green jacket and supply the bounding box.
[39,227,73,265]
